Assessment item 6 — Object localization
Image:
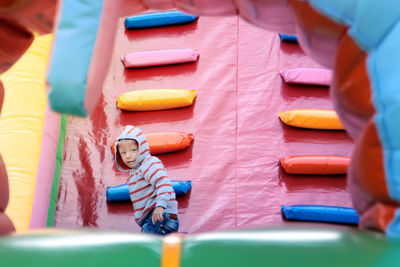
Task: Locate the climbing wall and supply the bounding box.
[54,15,354,233]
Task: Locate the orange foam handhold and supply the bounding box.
[279,109,345,130]
[146,132,194,154]
[280,155,350,175]
[111,132,193,155]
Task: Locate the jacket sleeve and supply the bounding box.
[143,158,174,208]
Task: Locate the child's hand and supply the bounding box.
[152,207,164,224]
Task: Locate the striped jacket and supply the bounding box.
[115,125,178,226]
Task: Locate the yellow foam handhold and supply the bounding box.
[279,109,345,130]
[0,34,52,232]
[117,89,197,111]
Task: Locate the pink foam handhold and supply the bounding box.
[280,68,332,86]
[121,48,200,68]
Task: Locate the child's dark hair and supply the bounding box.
[116,139,138,151]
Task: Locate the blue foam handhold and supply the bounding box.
[172,180,192,196]
[279,33,298,43]
[106,184,130,202]
[106,180,192,202]
[281,205,360,225]
[125,10,198,29]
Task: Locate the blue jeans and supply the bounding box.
[141,212,179,235]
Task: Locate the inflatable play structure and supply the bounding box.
[1,0,400,266]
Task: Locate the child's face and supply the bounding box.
[118,140,138,169]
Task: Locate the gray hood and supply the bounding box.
[114,125,151,172]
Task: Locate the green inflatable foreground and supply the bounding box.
[1,226,400,267]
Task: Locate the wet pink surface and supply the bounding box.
[54,16,354,233]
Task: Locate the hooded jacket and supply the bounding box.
[115,125,178,226]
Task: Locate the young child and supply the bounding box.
[114,125,179,235]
